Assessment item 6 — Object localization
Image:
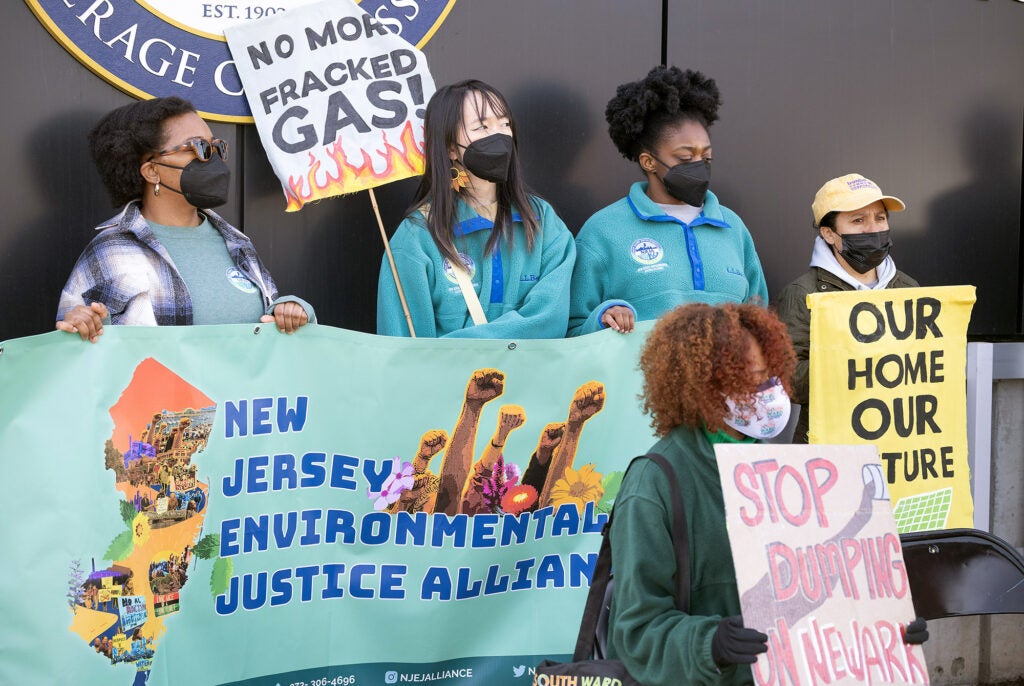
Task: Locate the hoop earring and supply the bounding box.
[154,183,160,196]
[450,166,469,192]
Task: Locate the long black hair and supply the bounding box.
[605,66,721,163]
[88,96,196,207]
[409,80,539,267]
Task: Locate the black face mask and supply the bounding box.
[460,133,514,183]
[155,155,231,209]
[835,230,892,274]
[651,157,711,206]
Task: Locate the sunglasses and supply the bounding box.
[154,137,229,162]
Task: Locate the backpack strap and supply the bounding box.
[645,452,690,613]
[572,526,615,660]
[571,452,691,661]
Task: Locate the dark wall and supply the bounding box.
[2,1,1021,342]
[665,0,1024,336]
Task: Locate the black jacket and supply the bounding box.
[775,266,920,443]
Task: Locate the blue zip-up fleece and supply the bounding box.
[377,196,575,338]
[569,183,768,335]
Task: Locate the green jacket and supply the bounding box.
[569,183,768,336]
[775,266,919,443]
[607,426,755,685]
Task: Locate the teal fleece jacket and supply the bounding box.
[377,196,575,338]
[569,183,768,335]
[607,426,756,686]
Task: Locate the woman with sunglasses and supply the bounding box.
[57,97,313,341]
[376,79,575,338]
[568,66,767,336]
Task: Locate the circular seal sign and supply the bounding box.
[24,0,456,122]
[630,237,664,266]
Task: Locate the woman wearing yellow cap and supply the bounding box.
[775,174,919,443]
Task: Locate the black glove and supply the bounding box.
[711,615,769,667]
[902,617,929,645]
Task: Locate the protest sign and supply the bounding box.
[807,286,975,532]
[718,443,928,686]
[0,323,656,685]
[225,0,436,209]
[118,596,148,633]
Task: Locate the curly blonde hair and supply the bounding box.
[639,303,796,436]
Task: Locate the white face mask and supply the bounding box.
[723,378,791,439]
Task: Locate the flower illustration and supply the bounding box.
[501,484,537,515]
[549,463,605,513]
[368,458,415,511]
[482,454,509,513]
[131,513,151,548]
[502,461,521,486]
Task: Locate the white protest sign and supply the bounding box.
[225,0,436,210]
[716,443,928,686]
[117,595,148,633]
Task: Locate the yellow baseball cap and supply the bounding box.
[812,173,906,227]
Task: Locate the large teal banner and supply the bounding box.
[0,323,656,686]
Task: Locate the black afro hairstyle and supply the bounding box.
[605,66,721,162]
[87,96,196,207]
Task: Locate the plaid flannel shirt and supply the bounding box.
[58,201,280,326]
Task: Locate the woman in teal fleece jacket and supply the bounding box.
[377,79,575,339]
[569,66,767,336]
[607,303,795,685]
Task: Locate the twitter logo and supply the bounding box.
[513,665,526,678]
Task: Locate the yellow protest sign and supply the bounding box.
[808,286,975,532]
[111,633,130,656]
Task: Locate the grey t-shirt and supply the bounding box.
[148,219,265,325]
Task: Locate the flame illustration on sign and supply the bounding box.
[286,121,425,210]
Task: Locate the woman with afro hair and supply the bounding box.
[608,302,793,683]
[57,97,313,340]
[568,66,768,336]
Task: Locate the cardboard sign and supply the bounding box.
[225,0,436,210]
[717,443,928,686]
[808,286,975,532]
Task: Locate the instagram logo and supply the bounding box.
[384,671,398,684]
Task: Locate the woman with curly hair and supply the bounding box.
[607,303,794,684]
[57,97,313,341]
[568,66,767,336]
[377,79,575,338]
